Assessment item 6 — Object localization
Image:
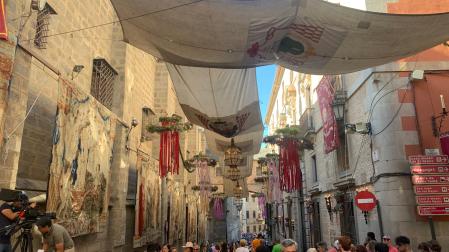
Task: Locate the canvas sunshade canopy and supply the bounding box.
[167,64,264,154]
[111,0,449,74]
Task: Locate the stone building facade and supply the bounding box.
[267,0,449,249]
[0,0,216,251]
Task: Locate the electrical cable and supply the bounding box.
[372,81,411,136]
[19,0,205,43]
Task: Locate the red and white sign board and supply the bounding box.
[355,191,377,211]
[409,155,449,165]
[411,165,449,174]
[412,175,449,185]
[417,206,449,216]
[416,195,449,205]
[414,185,449,195]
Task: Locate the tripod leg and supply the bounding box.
[27,232,33,252]
[12,233,22,252]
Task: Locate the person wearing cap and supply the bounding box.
[183,242,195,252]
[382,235,398,252]
[36,217,74,252]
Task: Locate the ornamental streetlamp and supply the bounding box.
[233,181,243,198]
[332,91,346,121]
[224,138,243,167]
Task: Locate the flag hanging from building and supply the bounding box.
[112,0,449,74]
[0,0,7,40]
[317,76,340,154]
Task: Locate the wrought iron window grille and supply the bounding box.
[34,4,57,49]
[90,58,118,110]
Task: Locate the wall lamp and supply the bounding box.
[71,65,84,80]
[325,196,333,221]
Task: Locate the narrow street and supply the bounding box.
[0,0,448,252]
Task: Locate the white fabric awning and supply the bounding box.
[166,64,263,154]
[111,0,449,74]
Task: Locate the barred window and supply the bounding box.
[34,4,56,49]
[90,58,118,110]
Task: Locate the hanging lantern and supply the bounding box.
[233,181,243,198]
[224,166,242,181]
[224,138,243,167]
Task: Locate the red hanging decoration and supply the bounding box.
[159,120,180,177]
[138,184,145,236]
[278,138,302,192]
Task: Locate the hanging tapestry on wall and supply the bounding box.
[168,181,183,246]
[187,195,198,242]
[317,76,340,154]
[135,157,161,246]
[47,80,115,236]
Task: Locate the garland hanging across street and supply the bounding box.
[181,152,217,173]
[147,115,193,178]
[262,126,312,192]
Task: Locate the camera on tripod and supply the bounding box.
[0,188,56,221]
[0,188,57,252]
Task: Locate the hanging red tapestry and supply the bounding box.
[278,138,301,192]
[159,120,180,177]
[147,115,193,178]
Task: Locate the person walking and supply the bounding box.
[255,240,270,252]
[236,240,249,252]
[374,243,389,252]
[36,217,75,252]
[338,236,352,252]
[328,240,339,252]
[395,236,412,252]
[272,240,282,252]
[354,245,368,252]
[316,242,327,252]
[183,242,195,252]
[280,239,297,252]
[382,236,398,252]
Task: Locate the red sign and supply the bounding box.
[316,76,339,154]
[411,165,449,174]
[416,195,449,205]
[414,185,449,195]
[412,175,449,185]
[355,191,377,211]
[417,206,449,216]
[409,155,449,165]
[0,0,6,40]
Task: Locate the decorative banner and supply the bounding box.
[111,0,449,74]
[213,197,224,220]
[159,120,180,178]
[268,160,282,203]
[440,133,449,156]
[47,80,115,236]
[279,139,301,192]
[0,0,7,40]
[411,165,449,175]
[316,76,339,154]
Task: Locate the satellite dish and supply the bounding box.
[31,0,47,11]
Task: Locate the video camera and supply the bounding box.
[0,188,56,232]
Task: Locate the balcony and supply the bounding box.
[298,108,315,139]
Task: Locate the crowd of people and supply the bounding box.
[177,232,443,252]
[306,232,442,252]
